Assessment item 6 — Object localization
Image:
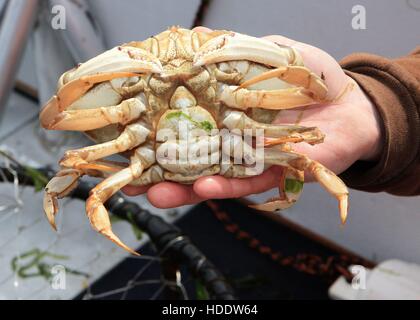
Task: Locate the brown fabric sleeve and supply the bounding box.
[339,47,420,196]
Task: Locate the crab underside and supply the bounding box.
[39,27,348,255]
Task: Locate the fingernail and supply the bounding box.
[196,177,224,198]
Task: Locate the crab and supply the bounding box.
[39,27,348,255]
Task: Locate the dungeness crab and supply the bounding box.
[40,27,348,255]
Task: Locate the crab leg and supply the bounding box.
[264,149,349,223]
[308,161,349,224]
[249,169,305,212]
[194,32,302,68]
[129,164,164,186]
[43,160,129,230]
[223,136,348,223]
[59,122,150,169]
[221,136,305,211]
[75,160,128,174]
[43,123,149,229]
[223,110,324,145]
[45,96,146,131]
[121,144,163,186]
[87,151,146,255]
[238,65,328,101]
[220,85,322,110]
[43,169,82,229]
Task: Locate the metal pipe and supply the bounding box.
[0,0,39,120]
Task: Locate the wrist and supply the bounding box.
[358,89,384,162]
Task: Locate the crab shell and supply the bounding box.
[39,27,348,255]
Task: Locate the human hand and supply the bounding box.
[123,27,383,208]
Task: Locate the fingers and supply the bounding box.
[122,166,285,208]
[148,182,206,208]
[194,166,283,199]
[123,182,204,207]
[122,185,150,196]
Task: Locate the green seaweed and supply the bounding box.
[285,178,304,194]
[11,248,89,280]
[166,111,214,132]
[23,166,49,192]
[195,280,210,300]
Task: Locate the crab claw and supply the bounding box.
[193,31,301,68]
[40,46,163,129]
[86,197,140,256]
[43,169,82,230]
[309,161,349,224]
[62,46,163,83]
[238,65,328,101]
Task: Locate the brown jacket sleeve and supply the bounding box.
[339,47,420,196]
